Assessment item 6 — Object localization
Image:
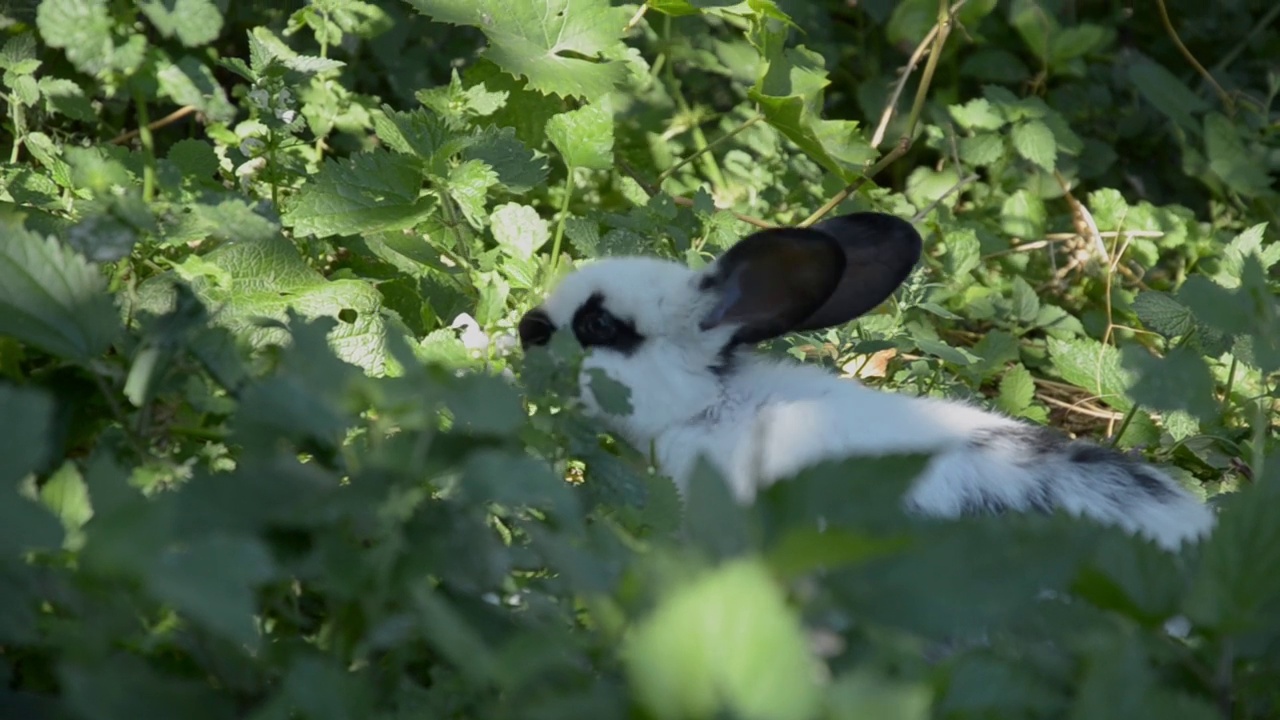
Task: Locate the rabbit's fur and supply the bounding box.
[519,213,1215,550]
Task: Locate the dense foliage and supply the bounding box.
[1,0,1278,717]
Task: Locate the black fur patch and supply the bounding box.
[572,293,645,355]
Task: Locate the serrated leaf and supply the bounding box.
[1123,345,1217,422]
[948,98,1007,131]
[750,46,874,182]
[462,125,548,193]
[1128,56,1208,133]
[1132,291,1194,338]
[547,104,615,170]
[0,226,119,362]
[40,461,92,535]
[959,133,1004,166]
[625,558,821,720]
[997,364,1036,415]
[564,215,600,256]
[283,150,435,238]
[404,0,631,101]
[1010,276,1040,323]
[447,159,499,228]
[36,0,118,77]
[942,227,981,279]
[1000,189,1046,239]
[138,237,394,375]
[1048,336,1134,411]
[490,203,548,259]
[156,56,235,123]
[416,69,509,123]
[1186,484,1280,634]
[146,535,274,646]
[586,368,633,416]
[139,0,223,47]
[166,139,221,183]
[373,106,468,169]
[1216,223,1279,288]
[38,77,94,120]
[1011,120,1056,171]
[1204,112,1273,198]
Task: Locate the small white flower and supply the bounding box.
[276,107,298,124]
[235,156,267,190]
[277,87,294,107]
[450,312,490,354]
[494,332,518,355]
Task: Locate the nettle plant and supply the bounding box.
[1,0,1279,718]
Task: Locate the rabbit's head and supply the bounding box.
[518,212,923,444]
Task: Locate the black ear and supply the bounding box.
[791,212,922,332]
[699,212,922,345]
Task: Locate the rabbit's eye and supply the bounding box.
[571,294,643,353]
[576,309,621,345]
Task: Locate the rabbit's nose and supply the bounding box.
[518,309,555,349]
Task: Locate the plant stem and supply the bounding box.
[800,0,955,227]
[548,165,575,284]
[132,88,157,202]
[657,114,763,184]
[1155,0,1234,115]
[1109,403,1140,447]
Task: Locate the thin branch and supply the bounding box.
[912,172,978,222]
[657,114,763,183]
[1155,0,1234,115]
[871,0,969,147]
[800,0,956,227]
[110,105,198,145]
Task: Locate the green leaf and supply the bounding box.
[585,368,633,416]
[959,132,1005,166]
[0,225,120,363]
[1216,222,1280,288]
[941,227,981,279]
[1204,112,1273,197]
[490,203,549,259]
[36,0,119,77]
[39,461,93,535]
[1011,119,1057,172]
[1124,345,1217,422]
[39,76,95,120]
[828,669,931,720]
[146,535,274,646]
[139,237,395,375]
[1127,56,1208,133]
[404,0,631,100]
[624,558,821,720]
[283,150,436,238]
[445,159,499,228]
[546,104,615,170]
[1010,276,1040,323]
[157,55,235,123]
[749,46,874,181]
[1132,291,1195,338]
[1047,336,1133,411]
[139,0,223,47]
[1000,189,1046,239]
[446,373,527,436]
[1048,24,1115,65]
[1186,484,1280,634]
[0,386,64,554]
[462,126,548,193]
[997,363,1036,415]
[949,98,1007,131]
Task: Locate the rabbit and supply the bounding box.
[518,212,1216,551]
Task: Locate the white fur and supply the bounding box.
[535,257,1216,551]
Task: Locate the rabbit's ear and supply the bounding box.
[700,213,921,344]
[792,212,922,332]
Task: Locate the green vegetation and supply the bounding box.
[1,0,1278,717]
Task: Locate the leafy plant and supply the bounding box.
[1,0,1278,718]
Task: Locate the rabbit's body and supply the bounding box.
[520,213,1215,551]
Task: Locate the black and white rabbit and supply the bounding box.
[518,212,1215,550]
